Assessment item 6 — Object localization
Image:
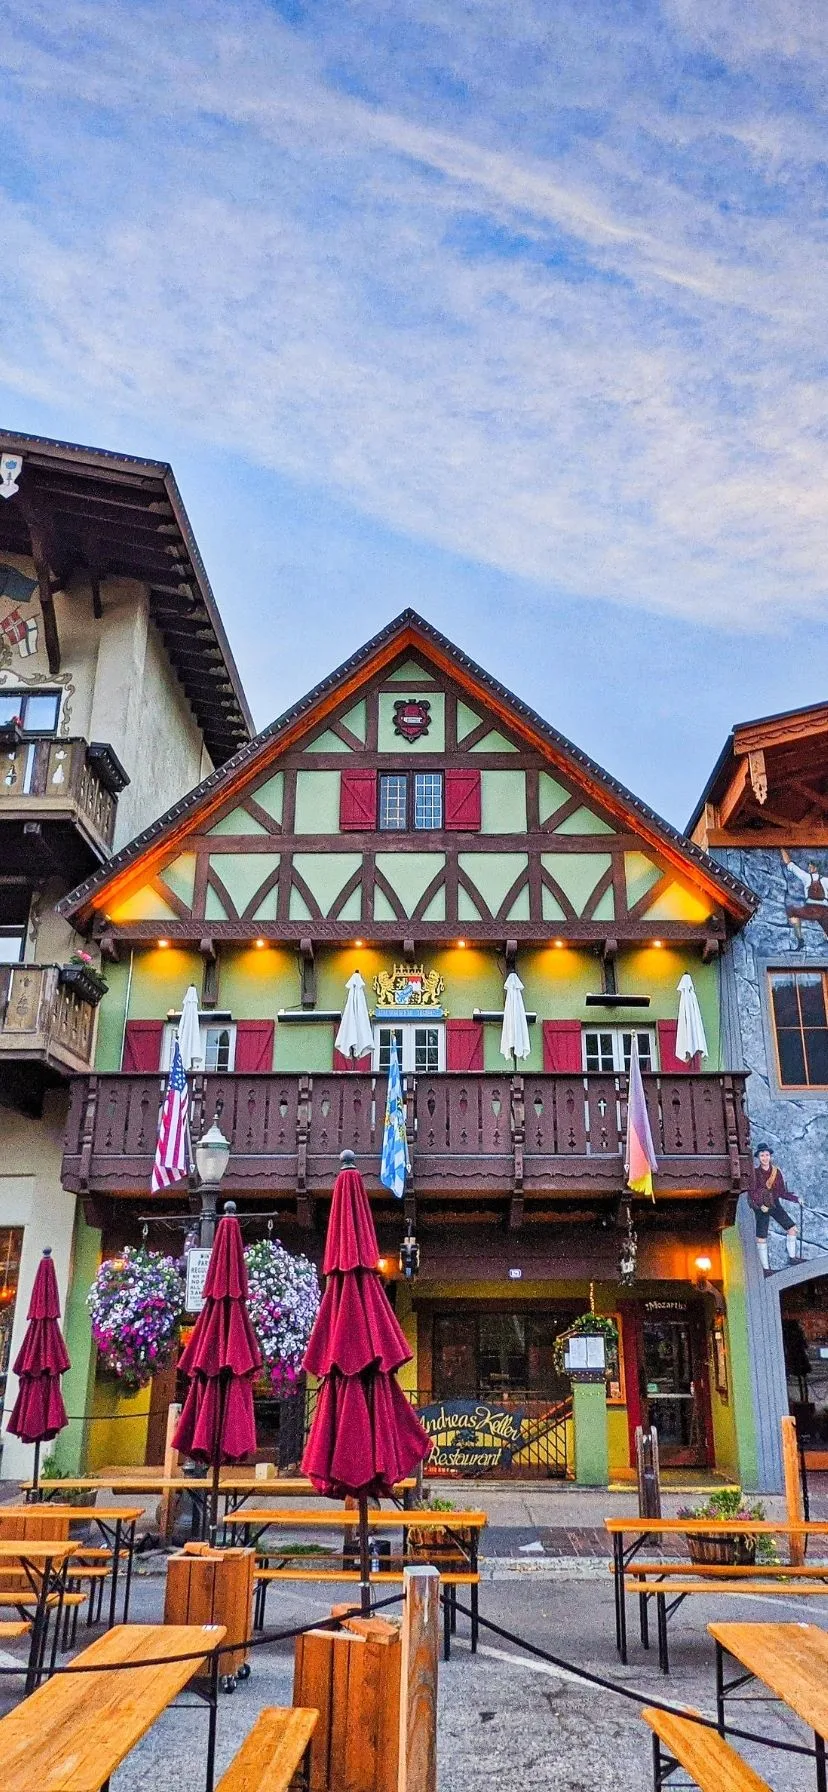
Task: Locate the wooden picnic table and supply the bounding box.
[604,1516,828,1666]
[24,1475,418,1538]
[0,1507,144,1630]
[0,1539,76,1693]
[710,1621,828,1792]
[0,1622,227,1792]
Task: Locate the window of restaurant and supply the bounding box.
[0,1228,24,1421]
[769,970,828,1089]
[431,1308,579,1401]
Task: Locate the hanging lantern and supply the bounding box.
[619,1202,638,1286]
[399,1224,420,1281]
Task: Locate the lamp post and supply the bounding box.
[194,1116,231,1247]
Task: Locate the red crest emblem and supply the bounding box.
[393,698,432,742]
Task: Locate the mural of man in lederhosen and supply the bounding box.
[748,1144,802,1274]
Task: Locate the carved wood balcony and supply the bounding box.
[62,1069,752,1205]
[0,736,128,874]
[0,964,99,1076]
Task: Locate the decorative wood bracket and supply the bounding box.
[299,940,316,1010]
[200,938,218,1008]
[402,938,416,963]
[748,748,768,805]
[98,930,121,963]
[601,937,619,962]
[504,939,518,971]
[509,1072,525,1232]
[702,936,720,963]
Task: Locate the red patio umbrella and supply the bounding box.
[302,1150,430,1611]
[7,1247,70,1494]
[173,1204,262,1536]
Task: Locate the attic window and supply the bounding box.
[378,772,443,831]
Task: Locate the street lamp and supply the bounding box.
[194,1116,231,1246]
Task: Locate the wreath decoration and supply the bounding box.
[87,1247,184,1392]
[553,1312,618,1375]
[244,1238,320,1396]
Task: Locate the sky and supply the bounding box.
[2,2,828,825]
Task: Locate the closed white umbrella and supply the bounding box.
[177,984,202,1070]
[675,973,708,1064]
[335,970,375,1061]
[500,971,531,1064]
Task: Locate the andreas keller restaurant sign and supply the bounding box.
[416,1400,526,1472]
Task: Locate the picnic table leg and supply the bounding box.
[816,1731,826,1792]
[655,1593,669,1676]
[442,1585,451,1662]
[715,1641,726,1736]
[26,1556,52,1695]
[205,1644,220,1792]
[612,1533,627,1663]
[470,1534,479,1654]
[639,1590,649,1650]
[107,1519,123,1630]
[122,1520,136,1622]
[47,1557,69,1678]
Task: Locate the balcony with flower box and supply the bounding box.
[0,962,105,1079]
[0,734,129,876]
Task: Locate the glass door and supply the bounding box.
[641,1313,710,1467]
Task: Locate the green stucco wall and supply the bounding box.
[51,1208,101,1476]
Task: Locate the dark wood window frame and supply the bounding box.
[377,770,444,833]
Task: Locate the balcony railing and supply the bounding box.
[0,964,99,1075]
[62,1069,751,1200]
[0,735,128,859]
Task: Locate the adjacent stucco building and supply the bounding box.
[0,429,251,1479]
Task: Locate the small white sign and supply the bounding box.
[566,1336,588,1369]
[585,1335,606,1370]
[185,1247,212,1313]
[508,1267,522,1281]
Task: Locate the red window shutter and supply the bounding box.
[333,1047,372,1073]
[339,769,377,831]
[657,1019,697,1074]
[446,1018,484,1072]
[542,1020,582,1073]
[234,1020,275,1073]
[122,1020,164,1073]
[444,768,481,831]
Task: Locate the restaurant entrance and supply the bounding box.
[639,1304,712,1468]
[418,1304,580,1480]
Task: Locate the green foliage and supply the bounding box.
[678,1487,779,1563]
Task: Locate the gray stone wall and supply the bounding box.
[713,843,828,1488]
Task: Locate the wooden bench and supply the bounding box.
[642,1706,771,1791]
[0,1621,226,1792]
[216,1708,318,1791]
[623,1561,828,1672]
[225,1507,485,1661]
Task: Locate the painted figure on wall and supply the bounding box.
[748,1144,801,1274]
[781,848,828,947]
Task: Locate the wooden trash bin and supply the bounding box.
[294,1613,402,1792]
[164,1542,254,1691]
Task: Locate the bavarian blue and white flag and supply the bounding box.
[380,1036,409,1200]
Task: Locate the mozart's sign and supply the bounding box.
[416,1400,526,1472]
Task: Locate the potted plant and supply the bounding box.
[58,950,109,1006]
[39,1457,96,1508]
[677,1488,778,1565]
[408,1496,474,1566]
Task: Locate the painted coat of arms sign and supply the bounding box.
[392,698,431,742]
[374,964,445,1009]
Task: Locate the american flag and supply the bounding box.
[151,1041,191,1192]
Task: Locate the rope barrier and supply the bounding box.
[0,1592,404,1677]
[447,1596,818,1760]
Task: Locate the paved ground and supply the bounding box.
[0,1551,820,1788]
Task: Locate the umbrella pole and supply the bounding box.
[32,1440,41,1502]
[209,1378,228,1544]
[358,1492,371,1616]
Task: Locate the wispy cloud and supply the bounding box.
[2,0,828,627]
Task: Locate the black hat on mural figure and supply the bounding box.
[755,1143,772,1158]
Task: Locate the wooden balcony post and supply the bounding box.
[722,1075,743,1189]
[509,1073,525,1232]
[78,1075,99,1192]
[296,1074,312,1228]
[404,1074,417,1228]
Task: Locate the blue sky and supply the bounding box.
[2,2,828,825]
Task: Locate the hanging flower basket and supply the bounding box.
[244,1238,320,1397]
[87,1247,184,1392]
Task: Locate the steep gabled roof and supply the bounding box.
[0,427,253,765]
[59,609,755,925]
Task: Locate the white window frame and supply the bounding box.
[582,1026,657,1075]
[372,1021,446,1075]
[162,1019,237,1073]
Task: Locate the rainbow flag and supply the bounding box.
[625,1037,658,1201]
